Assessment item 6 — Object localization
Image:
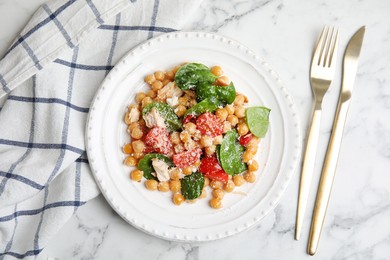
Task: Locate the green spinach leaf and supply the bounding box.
[245,106,271,137]
[175,63,217,90]
[142,102,182,131]
[181,171,205,200]
[183,98,219,117]
[220,130,247,175]
[216,82,236,105]
[138,153,174,180]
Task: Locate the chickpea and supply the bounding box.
[128,122,138,131]
[204,177,210,187]
[170,180,181,193]
[233,175,245,186]
[223,180,235,193]
[225,105,235,115]
[194,160,201,167]
[213,135,223,145]
[124,156,137,166]
[154,71,165,81]
[151,80,163,91]
[170,132,181,145]
[184,139,197,151]
[141,96,153,108]
[170,168,181,180]
[209,198,222,209]
[183,166,193,175]
[136,92,146,104]
[130,169,143,182]
[223,121,232,133]
[237,122,249,136]
[210,180,223,189]
[205,145,216,156]
[178,96,188,106]
[158,181,170,192]
[124,112,131,125]
[180,131,191,142]
[165,70,175,80]
[132,140,145,153]
[146,90,157,98]
[162,79,171,86]
[234,94,245,106]
[133,152,144,159]
[227,115,238,127]
[184,122,197,134]
[235,105,246,118]
[173,193,185,205]
[175,105,186,117]
[212,188,224,200]
[199,189,207,199]
[122,143,133,154]
[248,160,259,172]
[246,144,258,154]
[244,172,256,183]
[174,143,184,153]
[145,179,158,191]
[216,76,230,86]
[200,135,213,148]
[131,127,143,139]
[242,150,255,163]
[211,65,224,77]
[215,108,228,122]
[144,74,156,85]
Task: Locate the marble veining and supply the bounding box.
[1,0,390,259]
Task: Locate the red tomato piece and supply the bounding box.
[199,155,228,183]
[182,115,197,124]
[144,127,172,155]
[173,148,202,169]
[238,133,253,146]
[196,112,223,137]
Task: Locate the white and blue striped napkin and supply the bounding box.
[0,0,202,258]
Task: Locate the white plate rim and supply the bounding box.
[85,31,302,242]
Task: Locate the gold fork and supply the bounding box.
[295,26,339,240]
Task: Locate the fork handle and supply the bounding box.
[308,99,351,255]
[295,101,322,240]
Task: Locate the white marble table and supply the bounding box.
[2,0,390,259]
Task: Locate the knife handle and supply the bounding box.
[308,98,351,255]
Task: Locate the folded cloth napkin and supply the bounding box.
[0,0,202,258]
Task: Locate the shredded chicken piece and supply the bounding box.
[143,107,166,129]
[152,158,170,182]
[166,96,179,107]
[157,82,183,101]
[128,106,140,123]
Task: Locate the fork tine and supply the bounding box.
[312,26,328,66]
[319,26,333,66]
[327,28,339,67]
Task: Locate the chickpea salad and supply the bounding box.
[122,62,270,209]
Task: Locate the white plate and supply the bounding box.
[86,32,301,242]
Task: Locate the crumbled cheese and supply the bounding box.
[144,107,166,129]
[166,96,179,107]
[152,158,170,182]
[128,107,140,123]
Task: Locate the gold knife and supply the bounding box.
[307,26,366,255]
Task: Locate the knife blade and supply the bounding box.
[307,26,365,256]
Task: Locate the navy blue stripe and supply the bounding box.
[54,59,113,71]
[8,95,89,113]
[75,158,89,163]
[99,25,176,32]
[0,139,83,154]
[3,205,18,255]
[0,201,85,222]
[105,13,121,76]
[43,4,74,48]
[0,76,38,196]
[33,46,79,252]
[2,0,77,59]
[86,0,104,24]
[0,73,11,93]
[0,171,44,190]
[148,0,160,39]
[0,248,43,259]
[20,40,43,70]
